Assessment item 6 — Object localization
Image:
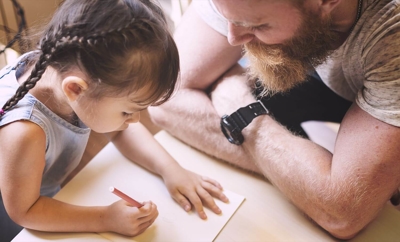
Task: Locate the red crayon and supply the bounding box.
[109,186,143,208]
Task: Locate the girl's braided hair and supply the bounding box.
[0,0,179,116]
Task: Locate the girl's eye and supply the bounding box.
[123,112,132,116]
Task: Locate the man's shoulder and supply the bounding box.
[193,0,228,36]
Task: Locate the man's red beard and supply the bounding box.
[244,10,337,96]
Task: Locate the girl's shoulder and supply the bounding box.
[0,120,46,162]
[0,120,46,145]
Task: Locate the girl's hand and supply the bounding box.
[162,165,229,219]
[105,200,158,236]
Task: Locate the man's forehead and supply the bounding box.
[211,0,277,26]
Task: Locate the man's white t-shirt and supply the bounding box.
[194,0,400,127]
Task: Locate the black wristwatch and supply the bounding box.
[220,100,269,145]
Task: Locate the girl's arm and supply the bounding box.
[0,121,157,236]
[110,122,229,220]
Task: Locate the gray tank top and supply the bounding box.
[0,54,90,197]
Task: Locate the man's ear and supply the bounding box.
[61,76,89,102]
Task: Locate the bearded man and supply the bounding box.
[149,0,400,239]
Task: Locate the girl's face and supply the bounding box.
[74,87,150,133]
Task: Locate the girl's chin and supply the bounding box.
[90,124,129,133]
[116,124,129,131]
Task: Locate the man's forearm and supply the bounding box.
[241,111,396,239]
[149,89,260,173]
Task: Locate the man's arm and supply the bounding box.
[210,76,400,238]
[149,4,260,172]
[241,103,400,239]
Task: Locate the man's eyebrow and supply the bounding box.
[230,20,246,26]
[230,20,269,29]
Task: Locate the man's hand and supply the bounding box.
[211,64,257,117]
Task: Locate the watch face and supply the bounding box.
[220,115,244,145]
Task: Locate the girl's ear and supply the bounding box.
[61,76,89,102]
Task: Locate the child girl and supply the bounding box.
[0,0,228,240]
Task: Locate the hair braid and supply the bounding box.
[56,18,158,62]
[56,18,145,49]
[84,18,137,46]
[82,18,158,47]
[0,32,58,115]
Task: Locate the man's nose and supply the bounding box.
[227,22,254,46]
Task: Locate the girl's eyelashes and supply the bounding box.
[122,105,148,117]
[123,112,133,116]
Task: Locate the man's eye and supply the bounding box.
[251,25,269,31]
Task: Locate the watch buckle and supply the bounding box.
[257,100,269,114]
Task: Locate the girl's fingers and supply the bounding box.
[195,186,221,215]
[172,192,193,213]
[200,180,229,203]
[137,219,154,234]
[201,176,223,189]
[182,189,207,219]
[130,207,157,236]
[135,201,153,218]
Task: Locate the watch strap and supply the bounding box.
[229,100,269,131]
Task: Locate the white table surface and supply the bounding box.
[13,131,400,241]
